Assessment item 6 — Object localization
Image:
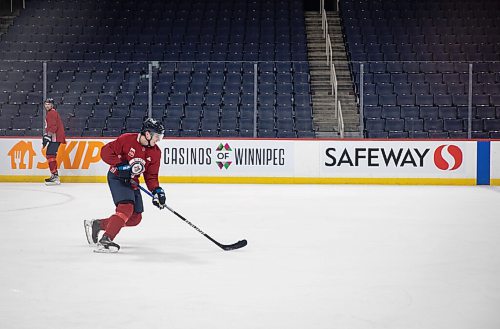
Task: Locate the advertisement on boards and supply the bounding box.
[319,141,476,178]
[2,138,106,178]
[0,137,486,185]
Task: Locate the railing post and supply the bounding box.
[42,61,47,133]
[468,63,473,139]
[148,62,153,118]
[333,64,337,118]
[359,63,365,136]
[253,62,258,138]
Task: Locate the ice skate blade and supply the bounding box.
[84,220,97,246]
[93,245,119,253]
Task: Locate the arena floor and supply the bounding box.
[1,183,499,329]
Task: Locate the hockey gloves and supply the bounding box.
[115,162,132,183]
[42,134,51,148]
[152,187,166,209]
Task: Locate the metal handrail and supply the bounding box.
[338,100,345,138]
[321,8,340,135]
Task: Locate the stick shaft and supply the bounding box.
[135,184,229,249]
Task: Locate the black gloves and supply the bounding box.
[152,187,166,209]
[42,134,51,148]
[115,162,132,183]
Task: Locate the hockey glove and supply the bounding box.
[42,134,51,148]
[115,162,132,183]
[152,187,166,209]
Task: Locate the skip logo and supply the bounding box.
[434,145,463,171]
[7,140,104,170]
[7,141,37,169]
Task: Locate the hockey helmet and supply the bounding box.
[141,117,165,137]
[44,98,55,105]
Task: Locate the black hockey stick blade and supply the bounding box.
[218,239,248,251]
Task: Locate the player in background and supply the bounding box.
[42,98,66,185]
[84,118,167,253]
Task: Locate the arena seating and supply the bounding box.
[340,0,500,138]
[0,0,315,138]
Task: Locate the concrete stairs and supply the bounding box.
[305,11,361,138]
[0,13,17,38]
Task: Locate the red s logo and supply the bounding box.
[434,145,463,170]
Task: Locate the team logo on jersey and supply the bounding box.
[128,148,136,158]
[129,158,146,176]
[434,144,463,171]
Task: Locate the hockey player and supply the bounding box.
[42,98,66,185]
[84,118,167,252]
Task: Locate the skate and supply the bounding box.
[44,173,60,186]
[84,219,101,246]
[94,235,120,253]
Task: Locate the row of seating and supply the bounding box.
[366,118,500,139]
[364,62,500,74]
[0,60,310,74]
[365,105,500,120]
[340,0,500,138]
[357,72,500,85]
[0,112,315,137]
[362,82,500,96]
[364,94,500,107]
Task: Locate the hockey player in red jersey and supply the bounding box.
[42,98,66,185]
[84,118,166,252]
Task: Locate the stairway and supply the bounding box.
[305,11,361,138]
[0,13,17,38]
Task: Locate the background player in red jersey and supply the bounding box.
[42,98,66,185]
[84,118,166,252]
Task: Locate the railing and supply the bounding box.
[321,7,342,137]
[356,61,500,139]
[337,100,345,138]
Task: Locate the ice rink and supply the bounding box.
[1,182,499,329]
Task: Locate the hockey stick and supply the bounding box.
[134,183,247,251]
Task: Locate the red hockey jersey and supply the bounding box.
[100,133,162,191]
[44,108,66,143]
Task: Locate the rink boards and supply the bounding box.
[0,137,498,185]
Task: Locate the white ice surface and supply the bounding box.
[1,183,500,329]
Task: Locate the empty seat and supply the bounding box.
[434,94,453,107]
[475,107,496,119]
[400,106,420,119]
[416,94,434,106]
[365,118,385,131]
[404,118,424,131]
[443,119,464,132]
[484,119,500,131]
[385,118,404,131]
[381,106,400,119]
[397,94,415,106]
[438,107,458,119]
[424,118,444,132]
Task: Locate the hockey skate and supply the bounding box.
[84,219,101,246]
[44,173,60,186]
[94,235,120,253]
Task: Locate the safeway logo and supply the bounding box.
[434,145,463,171]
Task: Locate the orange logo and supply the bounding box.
[7,141,37,169]
[7,140,105,170]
